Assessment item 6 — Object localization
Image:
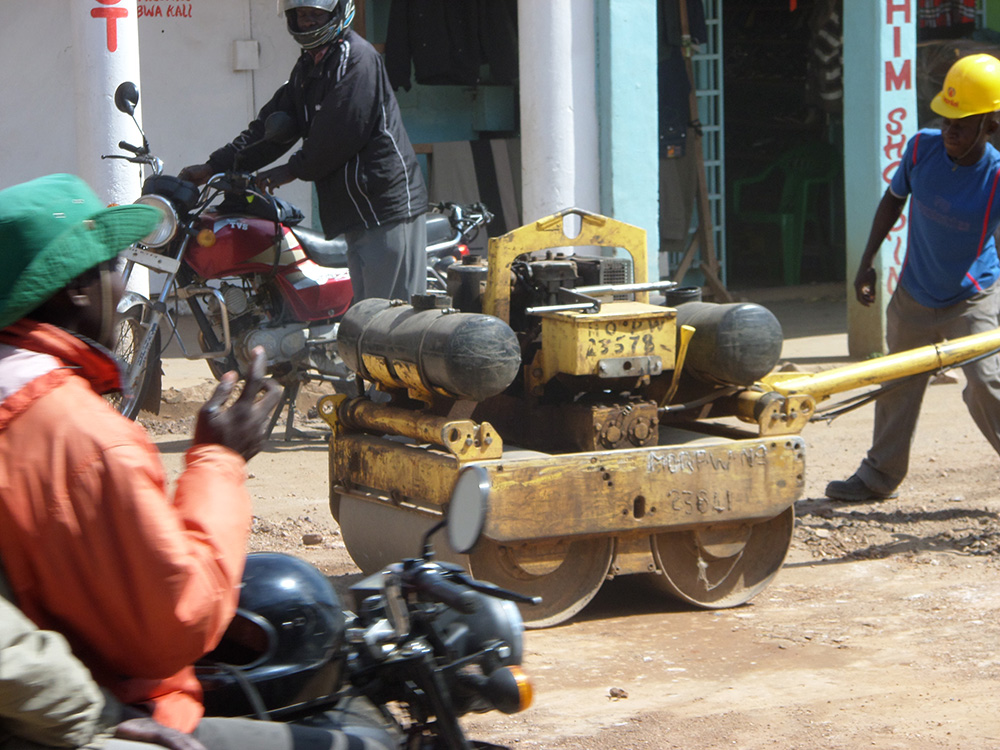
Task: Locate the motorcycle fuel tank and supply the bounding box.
[187,215,352,321]
[187,214,282,277]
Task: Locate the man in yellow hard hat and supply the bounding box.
[827,53,1000,502]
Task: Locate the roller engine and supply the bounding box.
[320,208,1000,627]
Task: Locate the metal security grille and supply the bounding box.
[692,0,725,286]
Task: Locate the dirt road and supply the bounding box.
[149,284,1000,749]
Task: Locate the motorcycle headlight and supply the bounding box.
[436,591,525,667]
[133,193,178,248]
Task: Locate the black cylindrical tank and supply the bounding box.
[674,301,783,386]
[337,297,521,401]
[664,286,703,307]
[446,258,489,313]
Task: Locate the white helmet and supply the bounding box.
[278,0,354,50]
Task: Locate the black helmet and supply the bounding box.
[278,0,355,50]
[197,553,346,717]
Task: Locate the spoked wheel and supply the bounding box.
[107,307,160,420]
[646,506,794,608]
[467,537,614,629]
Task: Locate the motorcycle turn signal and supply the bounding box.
[197,228,217,247]
[461,665,533,715]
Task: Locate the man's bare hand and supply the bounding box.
[854,266,877,307]
[192,347,283,461]
[177,163,214,187]
[256,164,295,194]
[114,718,206,750]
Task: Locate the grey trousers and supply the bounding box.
[103,721,392,750]
[190,706,396,750]
[856,282,1000,494]
[101,700,396,750]
[345,213,427,303]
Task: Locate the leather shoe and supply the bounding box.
[824,474,898,503]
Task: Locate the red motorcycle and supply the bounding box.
[104,82,488,436]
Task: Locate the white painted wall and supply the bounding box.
[1,0,314,227]
[4,4,82,186]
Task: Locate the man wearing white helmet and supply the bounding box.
[180,0,428,303]
[826,53,1000,502]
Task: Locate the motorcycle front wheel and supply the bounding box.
[107,306,161,420]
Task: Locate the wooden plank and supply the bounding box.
[677,0,733,303]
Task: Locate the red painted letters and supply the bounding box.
[91,1,127,53]
[881,1,914,296]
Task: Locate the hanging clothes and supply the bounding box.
[806,0,843,114]
[658,0,708,259]
[917,0,976,29]
[385,0,518,92]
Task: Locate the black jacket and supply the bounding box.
[208,30,428,238]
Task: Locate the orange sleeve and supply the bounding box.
[12,405,252,681]
[78,439,251,679]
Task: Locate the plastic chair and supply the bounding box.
[731,141,840,285]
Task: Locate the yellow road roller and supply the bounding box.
[319,207,1000,628]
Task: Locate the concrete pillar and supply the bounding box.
[843,1,917,358]
[595,0,659,281]
[517,0,596,223]
[71,0,148,295]
[571,0,601,220]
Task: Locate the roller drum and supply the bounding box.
[337,299,521,401]
[674,301,783,385]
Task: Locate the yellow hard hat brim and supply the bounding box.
[931,91,987,119]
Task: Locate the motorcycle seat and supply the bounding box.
[291,225,348,268]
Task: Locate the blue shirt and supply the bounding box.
[891,129,1000,308]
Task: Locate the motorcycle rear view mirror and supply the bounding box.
[263,112,297,145]
[233,113,297,171]
[114,81,139,116]
[446,465,490,554]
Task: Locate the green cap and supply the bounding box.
[0,173,161,329]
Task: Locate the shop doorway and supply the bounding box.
[657,0,843,292]
[721,0,845,289]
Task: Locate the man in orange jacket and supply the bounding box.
[0,173,282,734]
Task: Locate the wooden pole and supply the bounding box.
[673,0,732,302]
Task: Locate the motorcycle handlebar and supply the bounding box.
[211,172,254,192]
[452,571,542,606]
[431,202,492,226]
[409,565,480,615]
[119,140,143,154]
[205,173,272,205]
[425,202,493,257]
